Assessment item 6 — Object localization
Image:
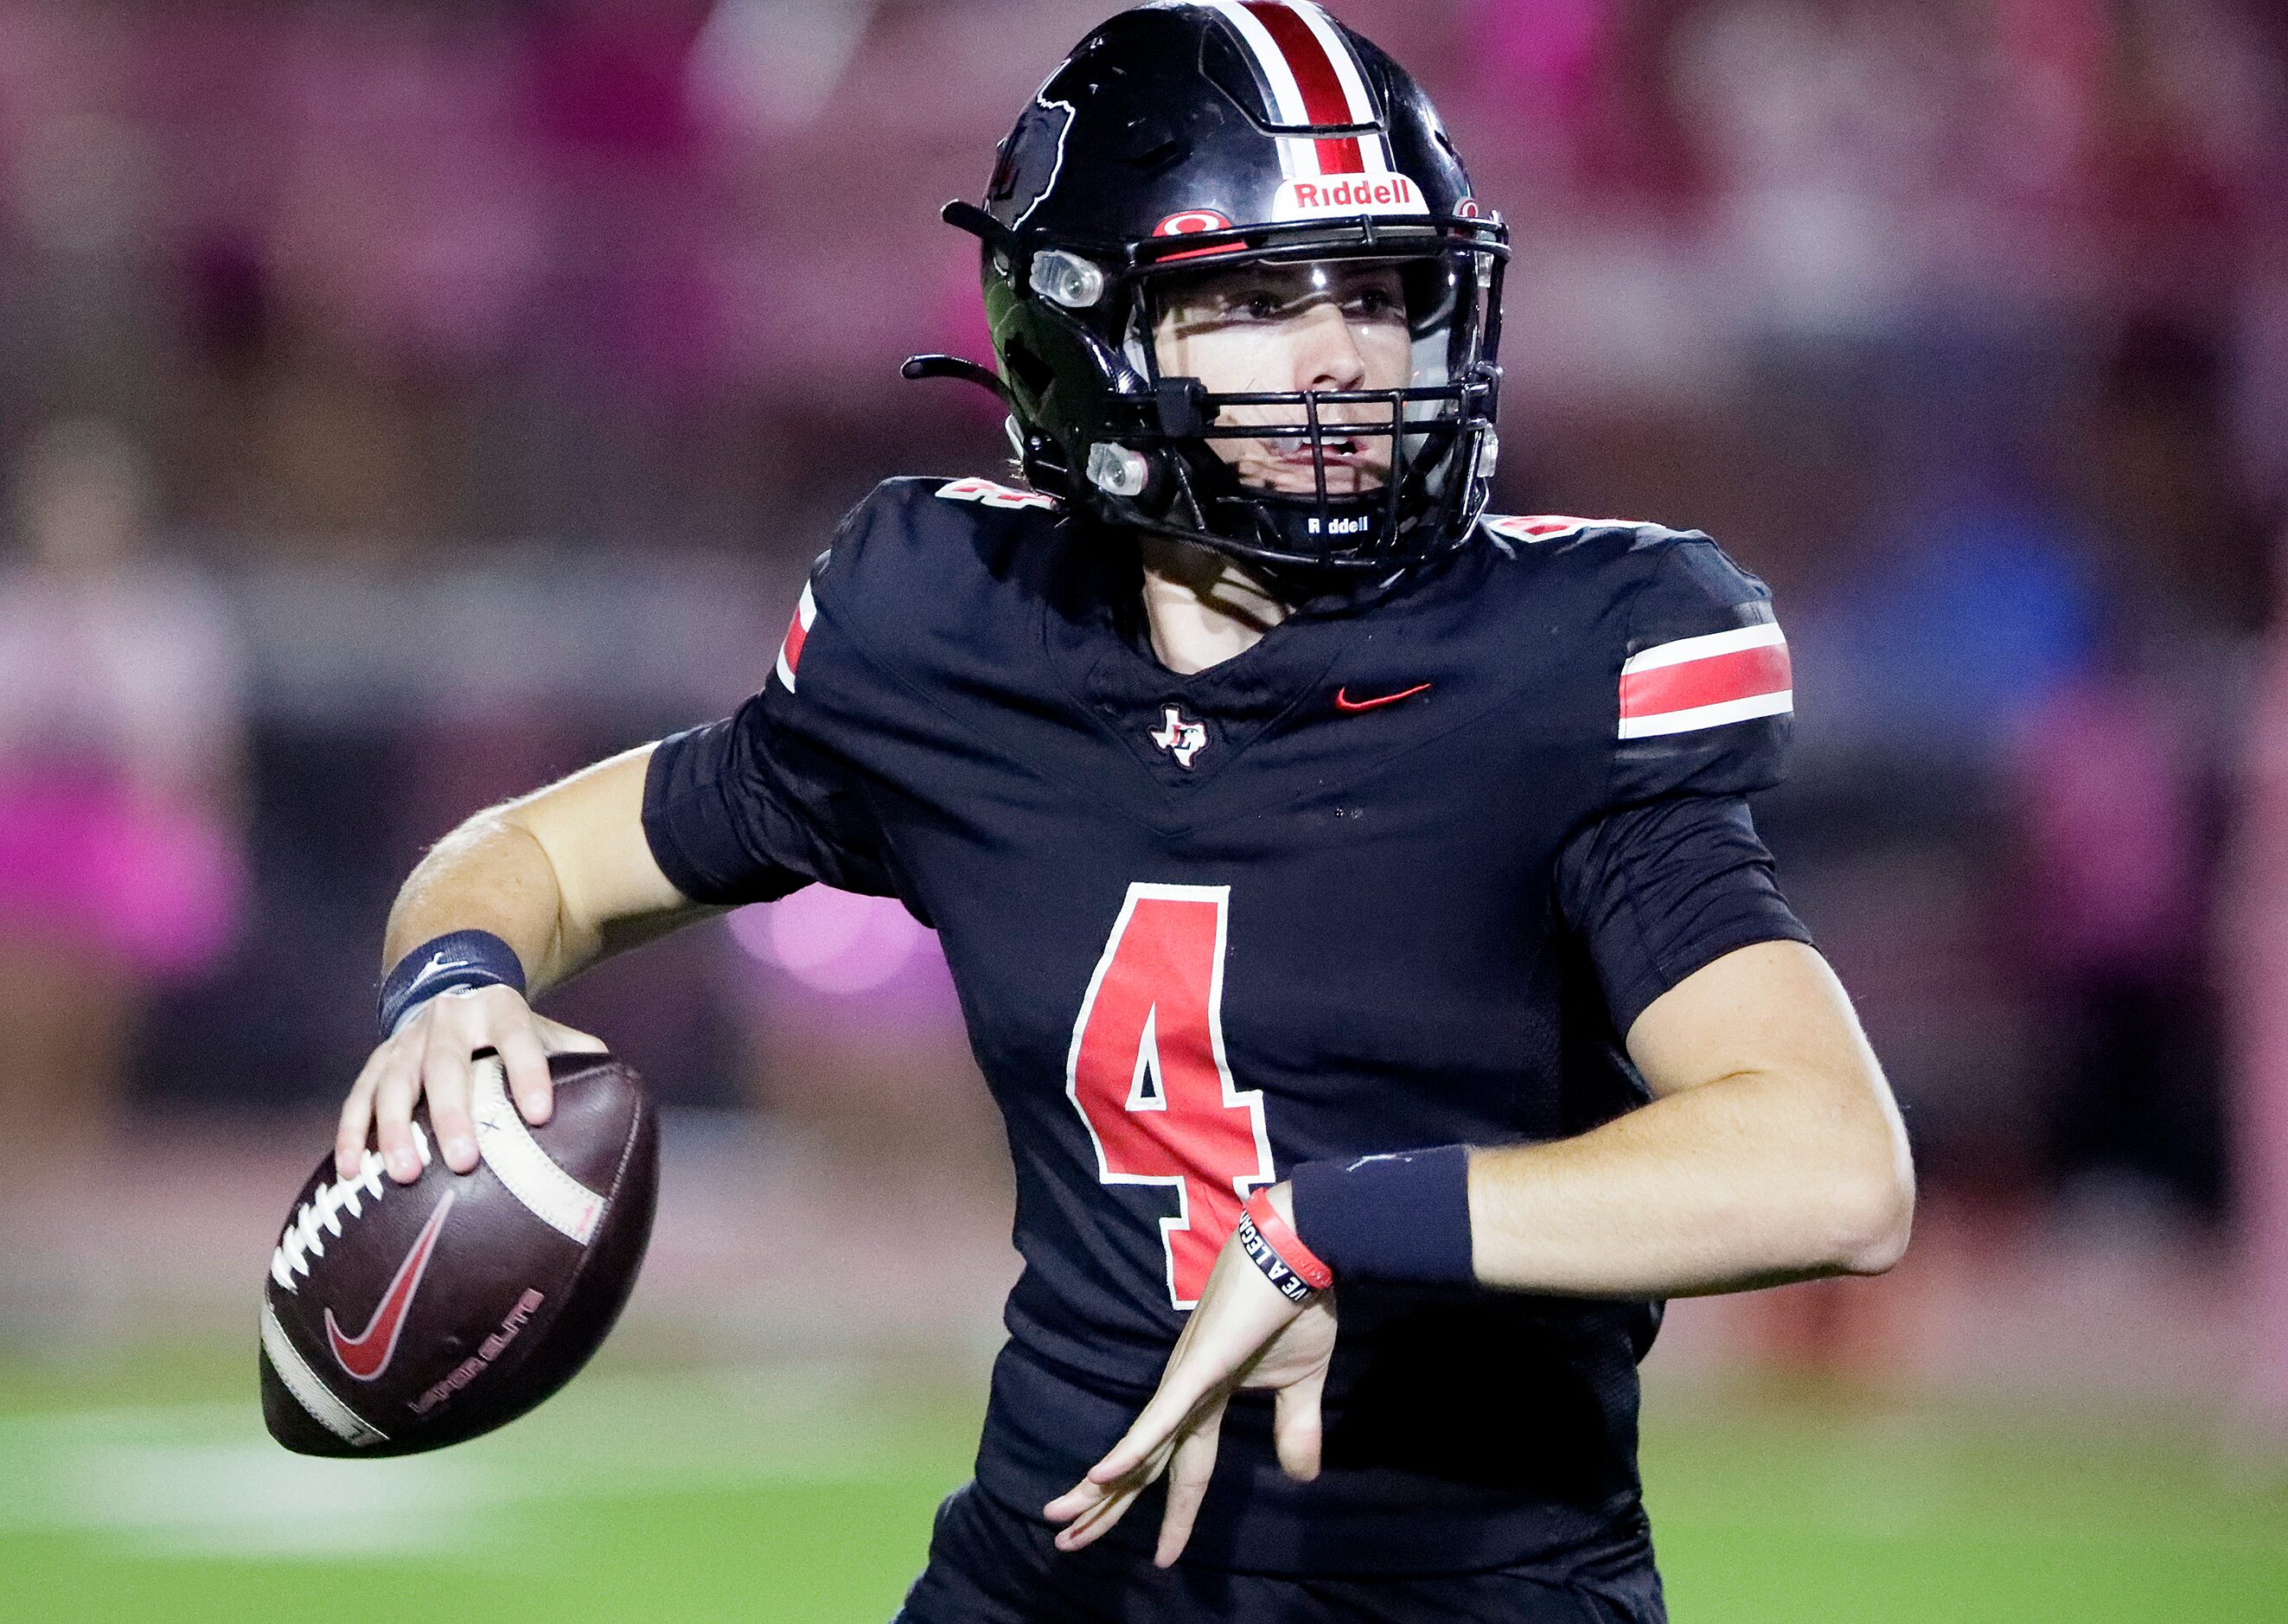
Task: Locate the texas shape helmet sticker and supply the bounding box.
[987,94,1077,227]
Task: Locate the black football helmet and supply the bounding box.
[910,1,1508,576]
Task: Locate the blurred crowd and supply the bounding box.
[0,0,2283,1321]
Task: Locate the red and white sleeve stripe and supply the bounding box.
[773,582,817,693]
[1617,622,1793,739]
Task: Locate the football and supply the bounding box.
[259,1050,658,1457]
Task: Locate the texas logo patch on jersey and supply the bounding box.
[1149,706,1210,769]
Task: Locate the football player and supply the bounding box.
[334,4,1913,1619]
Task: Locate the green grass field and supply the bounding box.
[3,1340,2283,1622]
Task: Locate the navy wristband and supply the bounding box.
[378,930,527,1037]
[1288,1143,1475,1287]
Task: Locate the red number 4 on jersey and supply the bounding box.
[1065,884,1275,1308]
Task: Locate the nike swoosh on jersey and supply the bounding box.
[1334,682,1432,713]
[324,1189,456,1382]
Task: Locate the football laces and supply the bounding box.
[270,1124,431,1292]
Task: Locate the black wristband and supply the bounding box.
[1289,1144,1475,1287]
[378,930,526,1037]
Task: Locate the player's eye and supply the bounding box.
[1235,290,1288,321]
[1345,286,1403,320]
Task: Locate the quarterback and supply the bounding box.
[336,4,1913,1620]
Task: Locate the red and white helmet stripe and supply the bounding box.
[1199,1,1391,181]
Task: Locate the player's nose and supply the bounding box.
[1293,302,1369,395]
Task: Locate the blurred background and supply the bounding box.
[0,0,2284,1618]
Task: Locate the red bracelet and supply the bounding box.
[1243,1186,1334,1293]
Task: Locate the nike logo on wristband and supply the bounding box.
[388,952,502,1035]
[403,951,474,996]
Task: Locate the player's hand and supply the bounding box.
[1043,1182,1335,1568]
[335,985,607,1185]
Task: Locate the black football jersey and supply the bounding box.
[642,476,1809,1576]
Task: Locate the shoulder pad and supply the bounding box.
[933,475,1060,512]
[821,476,1058,577]
[784,476,1058,700]
[1481,514,1664,547]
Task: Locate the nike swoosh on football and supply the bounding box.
[1334,682,1433,713]
[325,1189,457,1382]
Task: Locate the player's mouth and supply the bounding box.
[1249,434,1390,493]
[1273,437,1365,469]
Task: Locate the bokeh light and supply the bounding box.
[727,885,930,996]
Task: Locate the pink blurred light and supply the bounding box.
[0,773,243,978]
[726,884,925,995]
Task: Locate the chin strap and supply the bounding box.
[900,354,1012,406]
[939,199,1004,245]
[902,354,1073,499]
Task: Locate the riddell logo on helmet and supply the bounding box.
[1272,174,1426,222]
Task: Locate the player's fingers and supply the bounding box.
[369,1044,430,1183]
[1084,1337,1235,1487]
[1272,1361,1326,1482]
[1083,1412,1179,1490]
[1048,1477,1115,1539]
[1046,1420,1183,1531]
[1154,1406,1224,1568]
[1041,1477,1105,1525]
[1088,1365,1230,1487]
[1054,1472,1150,1551]
[533,1014,610,1054]
[335,1045,392,1178]
[494,1018,555,1128]
[1057,1455,1171,1555]
[421,1058,480,1177]
[417,1032,479,1177]
[1046,1439,1160,1523]
[431,996,513,1171]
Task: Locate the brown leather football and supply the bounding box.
[259,1050,657,1457]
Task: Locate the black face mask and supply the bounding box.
[1100,252,1493,576]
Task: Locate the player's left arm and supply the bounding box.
[1468,936,1912,1295]
[1046,938,1909,1563]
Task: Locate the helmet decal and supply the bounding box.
[989,94,1077,228]
[1154,210,1236,236]
[1154,210,1247,262]
[1198,2,1395,182]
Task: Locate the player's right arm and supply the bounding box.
[340,508,900,1189]
[336,743,709,1186]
